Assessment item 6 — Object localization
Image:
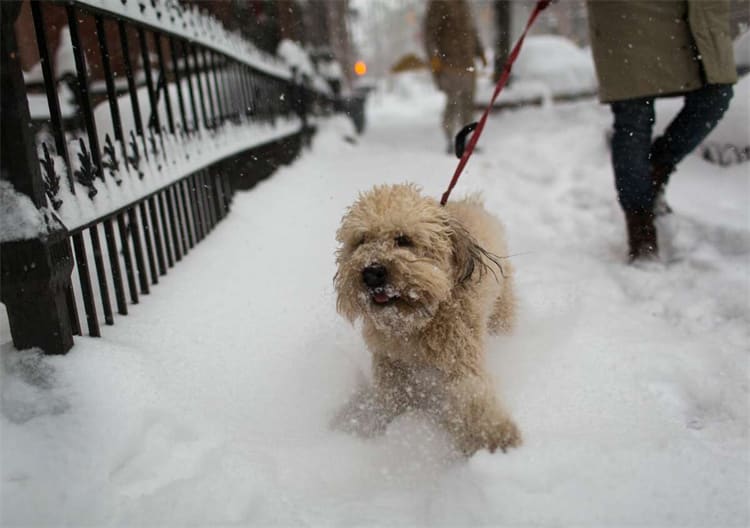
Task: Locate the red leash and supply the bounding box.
[440,0,551,206]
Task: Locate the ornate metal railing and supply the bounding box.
[1,0,335,354]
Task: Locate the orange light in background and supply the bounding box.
[354,60,367,76]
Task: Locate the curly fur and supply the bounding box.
[333,183,520,455]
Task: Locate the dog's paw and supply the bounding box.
[457,417,522,456]
[486,418,522,453]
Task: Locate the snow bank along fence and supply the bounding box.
[1,0,336,354]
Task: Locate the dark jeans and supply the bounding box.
[610,83,733,213]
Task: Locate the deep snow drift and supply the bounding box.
[1,72,748,526]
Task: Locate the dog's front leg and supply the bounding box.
[372,354,414,429]
[330,355,412,438]
[439,374,522,456]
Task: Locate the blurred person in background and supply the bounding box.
[587,0,737,262]
[424,0,487,154]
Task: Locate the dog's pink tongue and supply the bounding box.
[373,292,390,304]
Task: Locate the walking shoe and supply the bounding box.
[625,210,658,262]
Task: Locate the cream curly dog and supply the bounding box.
[333,183,521,455]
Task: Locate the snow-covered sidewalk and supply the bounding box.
[2,78,748,526]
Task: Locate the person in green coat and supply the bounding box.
[587,0,737,262]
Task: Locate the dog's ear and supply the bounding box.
[449,219,481,284]
[449,219,502,284]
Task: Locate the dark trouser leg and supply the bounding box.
[610,97,656,213]
[650,83,734,186]
[609,85,733,261]
[610,98,659,260]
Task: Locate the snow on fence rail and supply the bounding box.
[75,0,292,81]
[0,0,336,355]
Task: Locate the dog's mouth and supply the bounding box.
[369,286,400,306]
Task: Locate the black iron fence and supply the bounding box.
[1,0,336,354]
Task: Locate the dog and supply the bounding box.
[333,183,521,455]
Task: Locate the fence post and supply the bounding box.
[0,1,75,354]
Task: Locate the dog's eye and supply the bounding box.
[395,235,413,247]
[353,236,366,248]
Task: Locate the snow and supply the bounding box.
[702,74,750,147]
[276,39,331,94]
[734,29,750,70]
[507,35,597,95]
[277,39,316,78]
[318,59,344,81]
[21,62,44,85]
[27,82,77,120]
[476,35,597,107]
[2,70,749,526]
[54,26,77,78]
[0,181,51,242]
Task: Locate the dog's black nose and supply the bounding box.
[362,264,387,288]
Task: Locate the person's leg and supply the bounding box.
[650,83,734,188]
[611,97,656,213]
[442,99,454,145]
[445,73,477,155]
[441,73,460,150]
[457,73,476,133]
[610,97,658,261]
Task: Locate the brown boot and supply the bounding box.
[625,211,658,262]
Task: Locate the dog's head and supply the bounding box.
[334,183,492,336]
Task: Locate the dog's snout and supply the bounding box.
[362,264,387,288]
